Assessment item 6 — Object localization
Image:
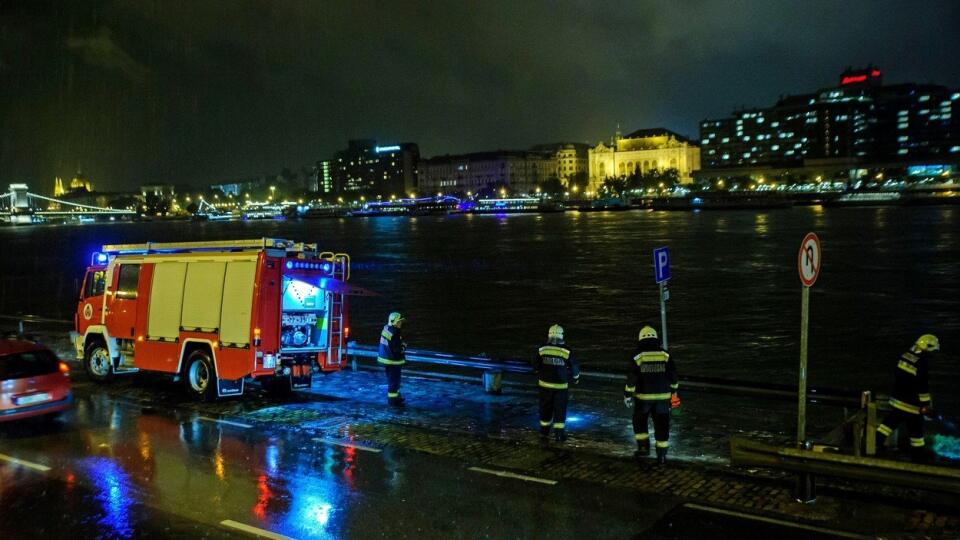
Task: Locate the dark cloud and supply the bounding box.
[1,0,959,191]
[66,26,150,83]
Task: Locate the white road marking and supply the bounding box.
[220,520,294,540]
[313,437,382,453]
[683,503,865,538]
[467,466,557,485]
[0,453,51,473]
[196,416,253,429]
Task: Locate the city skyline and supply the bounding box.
[2,1,960,190]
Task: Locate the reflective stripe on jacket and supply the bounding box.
[377,324,406,365]
[534,343,579,390]
[625,350,678,401]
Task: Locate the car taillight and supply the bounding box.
[59,361,70,375]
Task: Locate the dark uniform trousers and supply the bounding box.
[385,365,402,398]
[633,400,670,448]
[538,388,569,436]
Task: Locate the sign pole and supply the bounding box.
[795,231,821,504]
[797,284,809,445]
[659,282,668,350]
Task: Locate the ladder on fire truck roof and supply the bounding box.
[101,238,319,256]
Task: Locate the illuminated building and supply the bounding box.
[140,184,176,198]
[69,169,93,192]
[327,140,420,197]
[418,150,556,195]
[530,143,590,184]
[53,177,65,196]
[698,66,960,182]
[587,128,701,188]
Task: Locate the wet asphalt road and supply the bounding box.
[0,374,884,540]
[0,380,670,539]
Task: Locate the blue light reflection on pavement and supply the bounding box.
[79,456,136,538]
[252,441,362,539]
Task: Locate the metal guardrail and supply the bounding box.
[346,342,863,405]
[730,436,960,495]
[347,342,534,374]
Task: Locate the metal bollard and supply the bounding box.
[795,440,817,503]
[482,370,503,395]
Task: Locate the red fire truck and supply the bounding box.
[70,238,358,399]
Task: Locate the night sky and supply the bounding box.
[2,0,959,191]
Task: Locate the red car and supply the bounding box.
[0,336,73,422]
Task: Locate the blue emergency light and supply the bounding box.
[91,252,109,266]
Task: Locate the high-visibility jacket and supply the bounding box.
[377,324,406,365]
[888,348,932,415]
[534,342,580,390]
[624,349,678,401]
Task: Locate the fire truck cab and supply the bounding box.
[70,238,352,399]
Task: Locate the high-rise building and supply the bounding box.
[327,140,419,197]
[418,150,556,195]
[698,66,960,181]
[587,128,701,189]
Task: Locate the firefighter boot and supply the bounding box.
[388,395,405,407]
[554,429,567,443]
[539,426,550,447]
[634,440,650,460]
[656,446,668,465]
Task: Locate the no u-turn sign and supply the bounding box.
[797,232,821,287]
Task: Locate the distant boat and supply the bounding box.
[650,194,792,211]
[349,196,460,217]
[823,192,901,207]
[472,198,564,214]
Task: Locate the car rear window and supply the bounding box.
[0,350,60,380]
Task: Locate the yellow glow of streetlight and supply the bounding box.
[499,188,506,196]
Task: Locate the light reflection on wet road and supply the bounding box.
[0,390,652,539]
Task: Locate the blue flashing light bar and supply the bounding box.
[375,145,401,153]
[91,252,109,266]
[286,260,334,273]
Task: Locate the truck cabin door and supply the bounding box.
[78,268,107,332]
[106,263,142,339]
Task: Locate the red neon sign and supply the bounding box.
[841,69,881,86]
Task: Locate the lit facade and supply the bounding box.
[530,143,590,184]
[698,66,960,180]
[418,151,555,195]
[140,184,176,198]
[328,140,419,197]
[587,128,701,188]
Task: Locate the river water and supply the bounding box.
[1,207,957,412]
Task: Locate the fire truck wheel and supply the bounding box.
[184,350,217,401]
[84,342,113,382]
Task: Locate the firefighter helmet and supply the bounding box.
[388,312,404,325]
[548,324,564,340]
[913,334,940,353]
[639,325,658,341]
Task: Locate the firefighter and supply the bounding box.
[875,334,939,462]
[624,325,678,464]
[377,312,407,406]
[534,324,580,444]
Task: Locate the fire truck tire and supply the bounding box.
[183,350,217,401]
[84,341,113,382]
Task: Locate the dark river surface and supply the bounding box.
[1,206,957,412]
